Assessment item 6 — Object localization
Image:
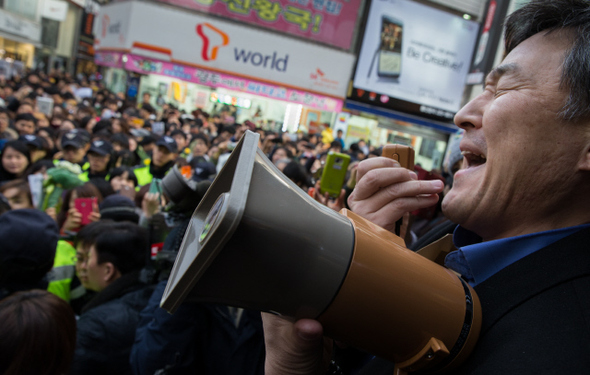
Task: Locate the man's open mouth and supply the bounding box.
[462,150,487,167]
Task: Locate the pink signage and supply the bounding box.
[124,54,343,112]
[156,0,361,50]
[95,51,123,68]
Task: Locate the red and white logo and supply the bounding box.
[196,23,230,62]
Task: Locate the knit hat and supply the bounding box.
[99,195,139,223]
[0,209,58,289]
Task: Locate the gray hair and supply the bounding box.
[505,0,590,121]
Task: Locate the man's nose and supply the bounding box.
[454,93,485,130]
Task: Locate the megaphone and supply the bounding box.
[161,131,481,374]
[161,164,211,213]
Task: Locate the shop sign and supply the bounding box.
[68,0,87,7]
[467,0,510,85]
[155,0,361,50]
[42,0,68,22]
[349,0,478,122]
[0,9,41,42]
[124,54,342,112]
[95,1,354,99]
[95,51,123,68]
[4,0,38,21]
[80,11,96,42]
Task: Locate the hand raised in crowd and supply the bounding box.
[62,201,101,232]
[262,313,331,375]
[62,206,81,232]
[14,85,33,101]
[311,181,346,212]
[45,207,56,221]
[142,192,161,219]
[88,200,101,223]
[347,157,444,233]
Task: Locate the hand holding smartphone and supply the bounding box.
[149,178,163,205]
[75,197,98,226]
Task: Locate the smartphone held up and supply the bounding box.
[319,152,351,198]
[74,197,98,226]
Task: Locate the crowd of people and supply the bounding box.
[3,0,589,374]
[0,64,452,374]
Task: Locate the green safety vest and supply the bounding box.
[47,240,84,302]
[79,171,110,182]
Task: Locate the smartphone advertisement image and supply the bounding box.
[377,16,403,79]
[352,0,478,121]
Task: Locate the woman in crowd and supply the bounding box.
[57,182,103,234]
[0,140,31,185]
[0,179,33,210]
[269,145,293,166]
[109,166,138,194]
[36,126,58,157]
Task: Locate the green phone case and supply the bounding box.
[319,152,351,198]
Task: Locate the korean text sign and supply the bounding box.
[95,1,355,98]
[156,0,362,49]
[123,54,343,112]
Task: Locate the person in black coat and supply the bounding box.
[262,1,590,374]
[130,281,265,375]
[70,221,154,375]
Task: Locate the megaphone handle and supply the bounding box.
[381,145,415,239]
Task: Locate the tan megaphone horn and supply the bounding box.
[161,130,481,374]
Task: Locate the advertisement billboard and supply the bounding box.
[94,1,355,99]
[155,0,362,50]
[349,0,478,122]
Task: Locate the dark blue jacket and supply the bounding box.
[130,280,265,375]
[71,273,154,375]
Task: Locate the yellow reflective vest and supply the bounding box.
[47,240,84,302]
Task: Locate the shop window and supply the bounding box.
[419,138,437,159]
[42,18,60,49]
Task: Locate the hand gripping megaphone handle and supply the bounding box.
[381,145,415,240]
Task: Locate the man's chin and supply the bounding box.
[440,192,467,225]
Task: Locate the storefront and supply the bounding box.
[76,10,98,76]
[330,111,452,171]
[93,1,355,131]
[0,8,42,74]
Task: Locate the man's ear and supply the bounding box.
[103,262,121,282]
[578,145,590,171]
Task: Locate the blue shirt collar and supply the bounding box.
[445,223,590,286]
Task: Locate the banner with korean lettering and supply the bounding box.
[156,0,362,50]
[123,54,343,112]
[94,1,355,98]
